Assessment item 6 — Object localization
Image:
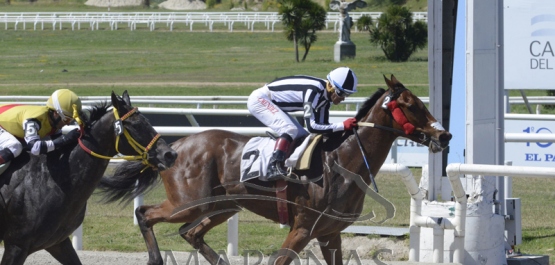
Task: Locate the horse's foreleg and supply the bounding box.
[180,212,237,265]
[0,244,29,265]
[272,228,312,265]
[45,237,82,265]
[317,233,343,265]
[136,202,174,265]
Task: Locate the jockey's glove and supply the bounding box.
[343,117,357,131]
[53,129,80,148]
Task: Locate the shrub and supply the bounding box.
[546,90,555,109]
[369,5,427,62]
[206,0,216,8]
[356,14,373,32]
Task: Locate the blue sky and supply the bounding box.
[447,0,466,164]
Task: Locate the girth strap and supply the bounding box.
[276,179,289,225]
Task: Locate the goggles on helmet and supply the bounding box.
[328,77,355,98]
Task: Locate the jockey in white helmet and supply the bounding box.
[247,67,358,181]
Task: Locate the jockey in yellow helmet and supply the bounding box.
[0,89,82,166]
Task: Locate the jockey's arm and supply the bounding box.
[303,102,345,134]
[23,119,78,155]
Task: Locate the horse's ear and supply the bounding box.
[111,91,119,109]
[383,74,392,88]
[122,90,132,107]
[111,91,125,111]
[390,74,399,84]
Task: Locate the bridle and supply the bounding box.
[76,106,161,171]
[351,87,428,193]
[359,87,431,145]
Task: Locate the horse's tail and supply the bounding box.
[97,160,160,205]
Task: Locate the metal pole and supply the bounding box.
[227,214,239,256]
[134,195,144,225]
[72,224,83,250]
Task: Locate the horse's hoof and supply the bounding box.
[147,260,163,265]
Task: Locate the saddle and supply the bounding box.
[239,134,323,226]
[239,134,322,182]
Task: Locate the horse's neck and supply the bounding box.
[320,111,397,213]
[355,109,398,176]
[69,115,117,194]
[89,115,118,157]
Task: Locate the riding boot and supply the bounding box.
[266,134,292,181]
[0,148,14,166]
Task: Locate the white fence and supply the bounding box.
[1,95,553,111]
[1,11,428,32]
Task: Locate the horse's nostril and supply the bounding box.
[165,150,178,165]
[439,132,453,143]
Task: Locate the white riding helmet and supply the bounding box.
[46,89,82,120]
[327,67,358,96]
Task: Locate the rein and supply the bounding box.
[358,121,406,135]
[77,106,161,170]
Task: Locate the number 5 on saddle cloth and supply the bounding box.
[240,134,322,182]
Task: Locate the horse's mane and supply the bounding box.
[82,102,110,131]
[86,102,160,205]
[354,88,386,121]
[322,88,386,151]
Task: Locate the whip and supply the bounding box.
[353,127,379,193]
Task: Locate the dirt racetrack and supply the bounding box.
[0,236,409,264]
[0,249,380,264]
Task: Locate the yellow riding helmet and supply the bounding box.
[46,89,82,120]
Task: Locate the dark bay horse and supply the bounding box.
[0,91,177,265]
[99,75,452,265]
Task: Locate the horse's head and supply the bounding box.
[110,90,177,170]
[361,75,451,153]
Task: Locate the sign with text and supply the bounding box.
[387,138,429,167]
[505,119,555,166]
[504,0,555,89]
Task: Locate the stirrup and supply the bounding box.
[267,163,289,181]
[267,169,288,181]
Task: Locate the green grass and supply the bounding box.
[512,177,555,259]
[2,3,555,262]
[0,30,429,94]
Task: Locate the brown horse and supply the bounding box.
[99,75,452,265]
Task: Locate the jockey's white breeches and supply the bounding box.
[0,128,23,158]
[247,86,309,140]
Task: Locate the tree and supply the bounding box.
[369,5,427,62]
[279,0,327,62]
[356,14,373,32]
